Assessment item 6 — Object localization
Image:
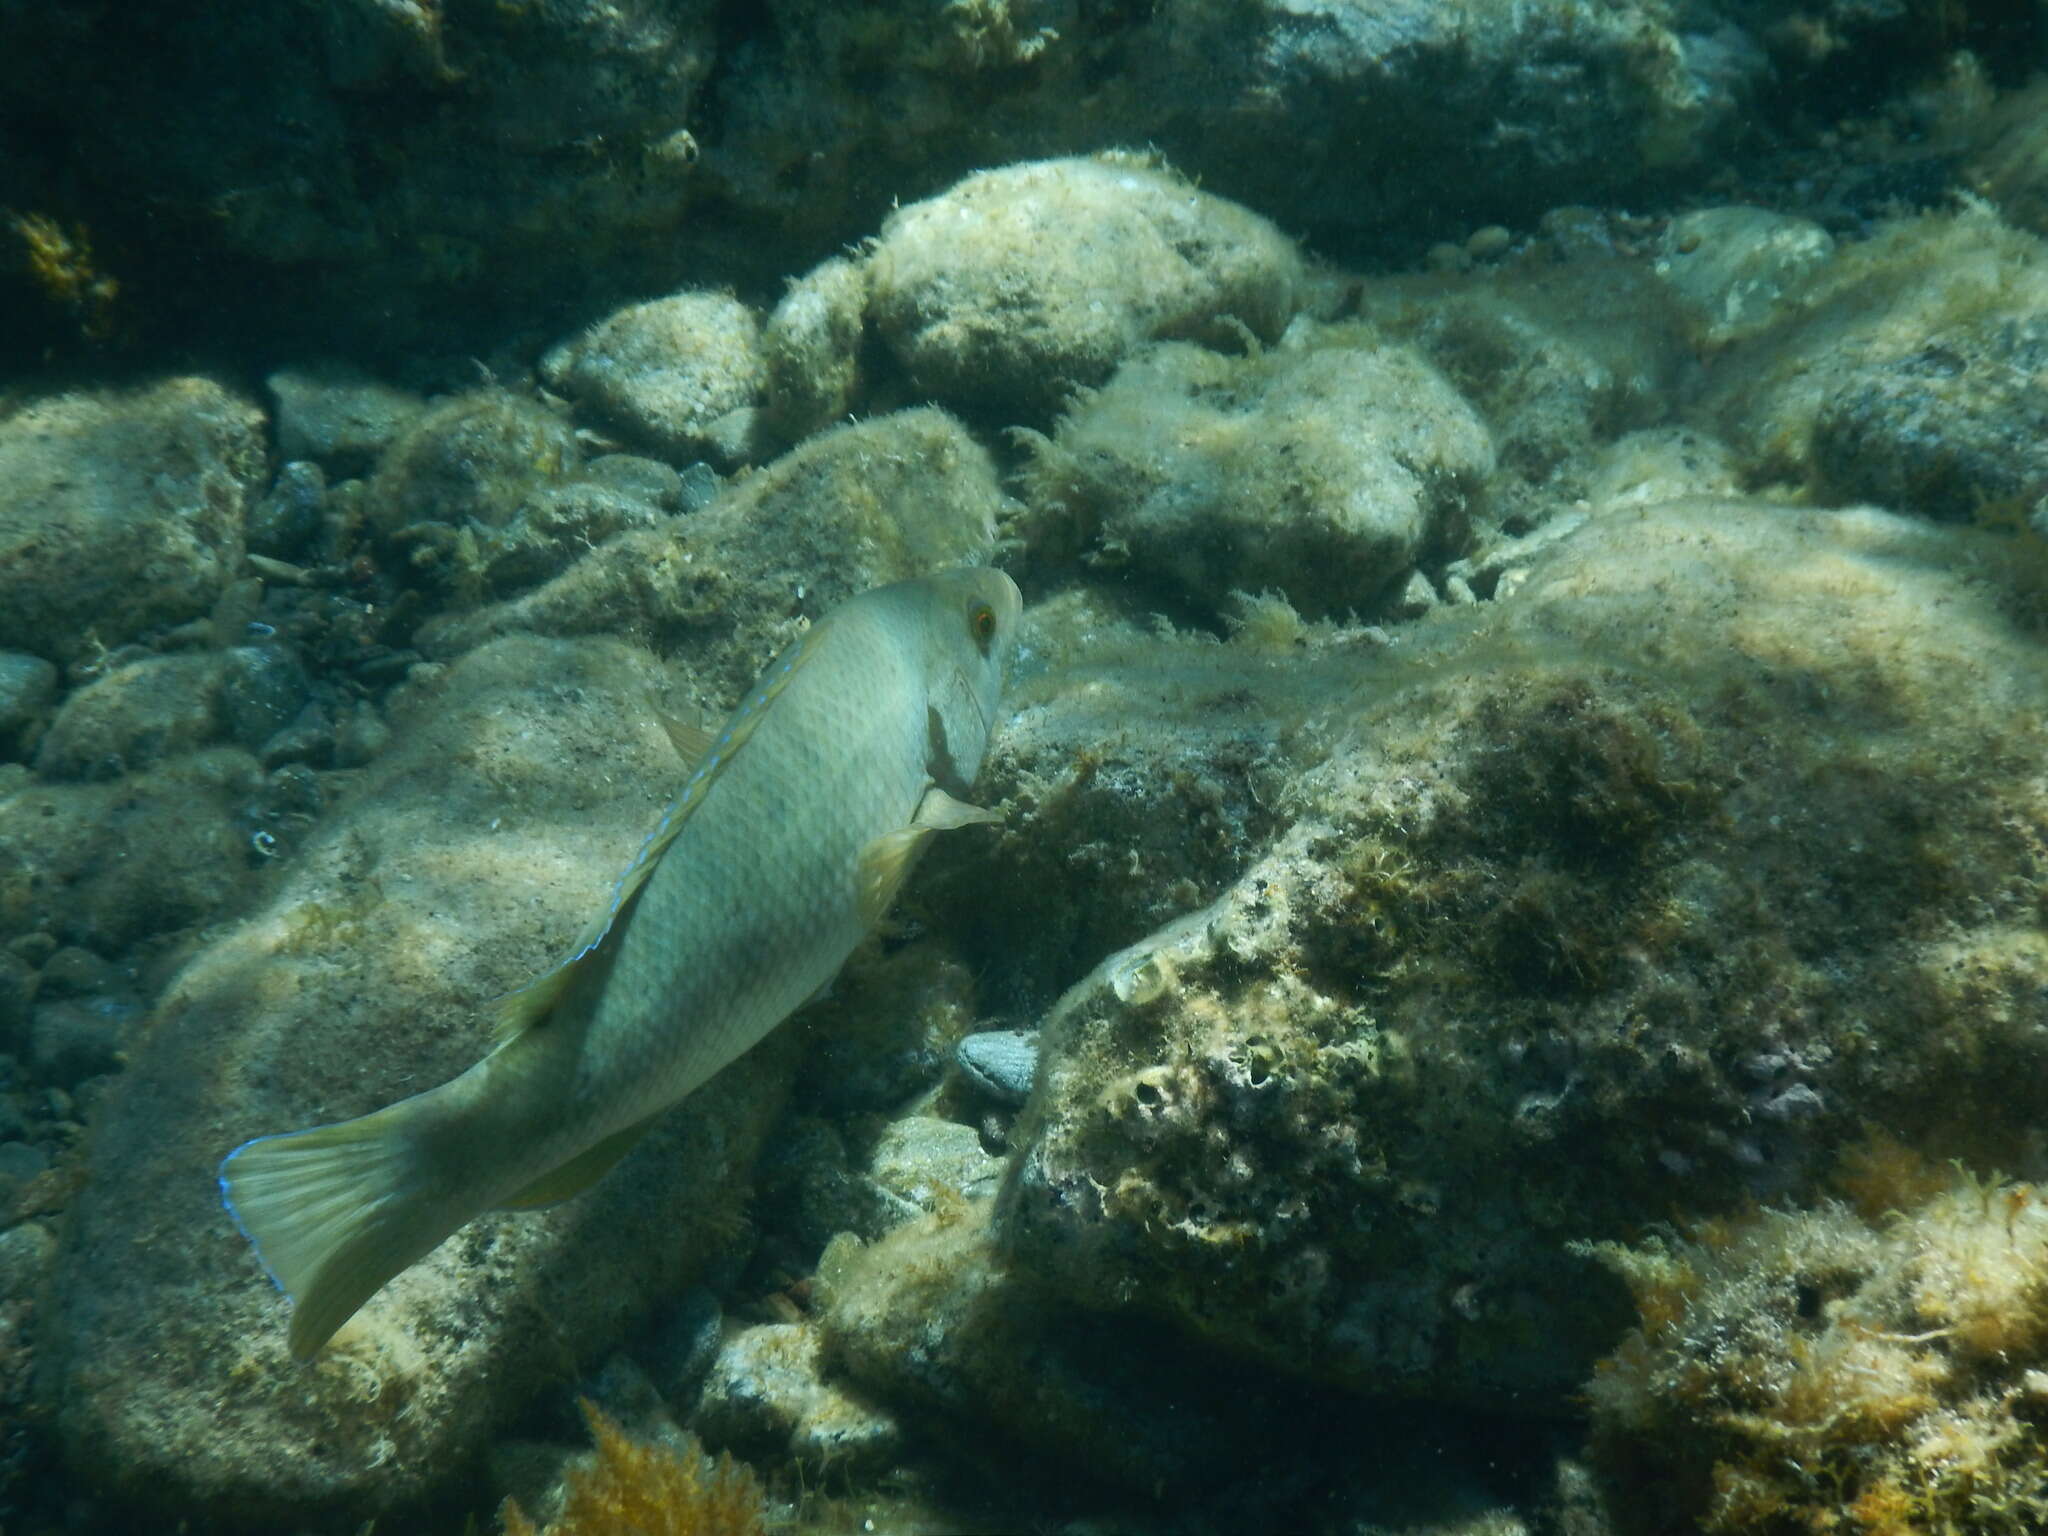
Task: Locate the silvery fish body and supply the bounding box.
[220,568,1022,1357]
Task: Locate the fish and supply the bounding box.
[219,567,1022,1358]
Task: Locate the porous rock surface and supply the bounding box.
[996,499,2048,1404]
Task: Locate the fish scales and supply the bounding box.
[219,568,1021,1357]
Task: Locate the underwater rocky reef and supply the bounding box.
[4,3,2048,1534]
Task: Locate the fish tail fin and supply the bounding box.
[219,1098,469,1359]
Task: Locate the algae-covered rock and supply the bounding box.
[266,363,427,476]
[0,378,265,663]
[1018,330,1492,620]
[33,653,226,781]
[760,257,869,447]
[0,652,60,762]
[998,499,2048,1406]
[365,387,580,541]
[419,407,1003,702]
[39,635,791,1525]
[1696,205,2048,503]
[1810,311,2048,526]
[694,1321,901,1476]
[0,747,262,953]
[1360,255,1686,518]
[817,1202,1363,1504]
[870,154,1303,420]
[1652,206,1836,349]
[1586,1164,2048,1535]
[541,290,767,468]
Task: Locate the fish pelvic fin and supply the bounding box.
[493,619,830,1046]
[855,787,1003,926]
[219,1104,463,1359]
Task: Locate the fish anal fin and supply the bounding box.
[496,1115,658,1209]
[854,788,1004,926]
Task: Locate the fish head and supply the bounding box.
[913,565,1022,786]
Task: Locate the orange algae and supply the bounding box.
[499,1399,768,1536]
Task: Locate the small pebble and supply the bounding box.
[955,1029,1040,1106]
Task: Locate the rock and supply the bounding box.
[0,1222,55,1303]
[1811,312,2048,525]
[0,748,262,953]
[41,635,791,1524]
[542,290,767,468]
[914,586,1322,1010]
[715,6,1765,290]
[0,2,714,354]
[35,947,115,999]
[1652,206,1835,349]
[870,154,1303,421]
[638,1287,723,1409]
[257,700,336,770]
[818,1204,1347,1499]
[27,997,135,1088]
[1586,428,1742,510]
[34,654,226,781]
[365,388,579,541]
[797,943,981,1117]
[694,1322,901,1476]
[0,952,35,1047]
[0,378,265,663]
[997,500,2048,1407]
[417,407,1003,703]
[0,652,58,756]
[1698,205,2048,494]
[478,457,681,596]
[954,1030,1038,1107]
[266,363,427,475]
[866,1116,1004,1207]
[218,645,312,754]
[756,1117,916,1255]
[1018,328,1491,619]
[245,461,328,562]
[1585,1169,2048,1535]
[1360,255,1686,519]
[761,257,868,445]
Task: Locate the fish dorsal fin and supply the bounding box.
[490,621,828,1045]
[854,787,1004,927]
[494,1113,661,1209]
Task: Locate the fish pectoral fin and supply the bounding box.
[854,788,1004,926]
[495,1114,660,1210]
[913,785,1004,832]
[659,715,718,770]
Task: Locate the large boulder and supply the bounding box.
[997,498,2048,1405]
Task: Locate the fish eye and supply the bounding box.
[968,601,997,654]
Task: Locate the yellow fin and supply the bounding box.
[491,621,827,1045]
[857,826,930,927]
[495,1115,658,1209]
[658,714,717,770]
[854,788,1003,926]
